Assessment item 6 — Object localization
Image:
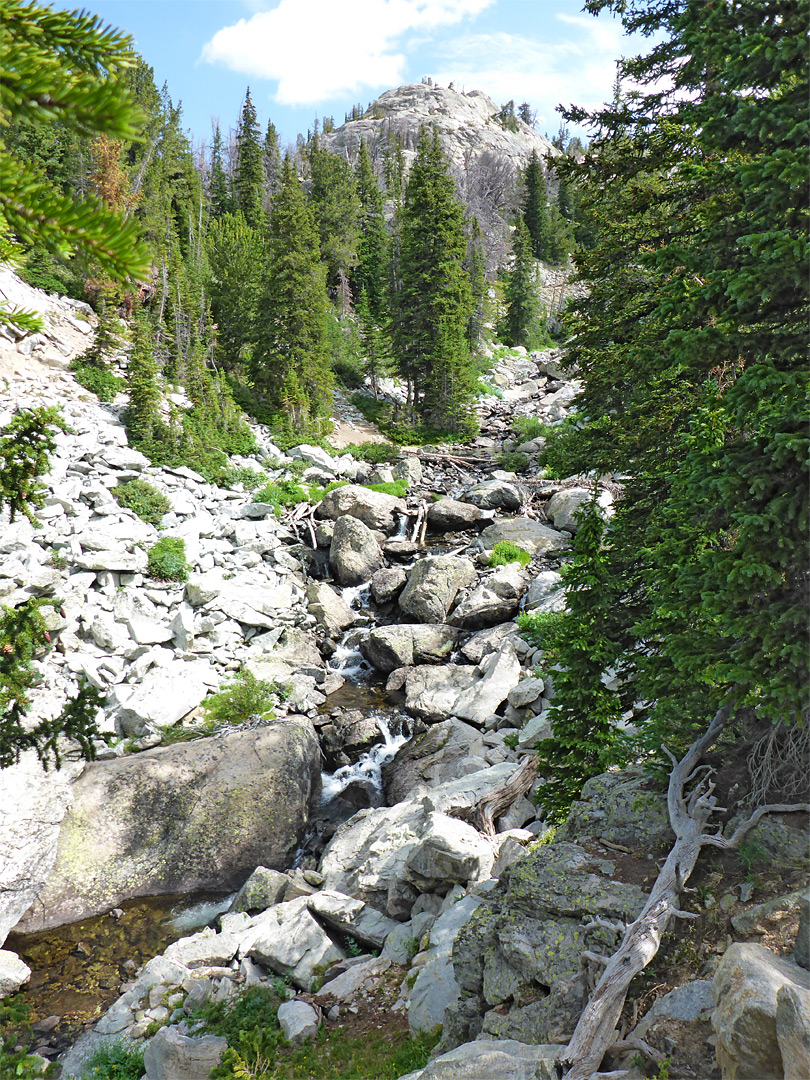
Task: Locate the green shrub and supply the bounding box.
[497,450,530,473]
[476,380,504,400]
[350,393,476,446]
[146,537,188,582]
[0,994,53,1080]
[201,669,279,727]
[511,416,545,443]
[516,608,565,654]
[341,442,400,465]
[253,480,309,516]
[114,479,171,526]
[503,731,519,749]
[79,1041,145,1080]
[70,361,125,402]
[489,541,531,568]
[216,466,267,491]
[364,480,408,498]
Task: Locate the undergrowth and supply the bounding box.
[113,479,170,527]
[70,361,125,402]
[489,540,531,568]
[146,537,188,582]
[201,669,281,727]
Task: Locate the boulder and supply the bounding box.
[712,942,810,1080]
[446,841,648,1049]
[383,719,487,804]
[399,1039,565,1080]
[277,1000,320,1044]
[14,721,321,932]
[111,659,219,736]
[393,455,423,486]
[459,623,519,665]
[370,566,407,604]
[246,899,345,990]
[460,479,522,512]
[306,580,358,637]
[557,767,673,852]
[163,928,240,968]
[520,570,564,614]
[319,762,523,917]
[400,643,521,726]
[231,866,290,913]
[286,444,336,470]
[361,624,461,673]
[449,585,519,629]
[316,955,391,1002]
[545,487,613,534]
[143,1026,227,1080]
[328,515,383,586]
[776,983,810,1080]
[427,498,486,532]
[307,890,399,949]
[398,556,477,624]
[403,812,493,892]
[476,519,568,557]
[408,895,482,1034]
[316,483,406,532]
[0,949,31,995]
[319,710,387,768]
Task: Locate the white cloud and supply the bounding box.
[202,0,494,106]
[431,14,630,131]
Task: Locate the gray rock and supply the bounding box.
[316,483,406,532]
[315,955,391,1002]
[712,942,810,1080]
[776,982,810,1080]
[112,658,219,735]
[398,556,477,624]
[0,949,31,994]
[286,444,335,470]
[476,519,568,557]
[558,766,673,851]
[383,719,487,804]
[400,643,520,727]
[398,1038,565,1080]
[795,891,810,969]
[163,929,240,968]
[459,623,519,665]
[634,979,715,1037]
[544,487,593,533]
[508,678,545,709]
[461,479,522,512]
[277,1000,320,1043]
[15,721,320,932]
[404,812,494,893]
[328,515,383,586]
[427,498,486,532]
[361,624,460,673]
[393,455,422,486]
[143,1025,227,1080]
[408,895,482,1033]
[520,571,564,613]
[247,900,344,990]
[306,580,358,637]
[731,889,808,936]
[307,890,399,949]
[449,584,519,629]
[370,566,407,604]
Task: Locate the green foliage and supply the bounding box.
[309,145,361,293]
[217,466,267,491]
[252,157,333,424]
[124,309,161,445]
[502,731,519,750]
[501,218,546,349]
[488,541,531,568]
[341,442,399,465]
[206,211,264,370]
[476,381,504,400]
[516,608,565,653]
[113,478,170,527]
[70,361,126,401]
[511,415,545,443]
[350,393,476,446]
[496,451,530,474]
[201,670,278,727]
[0,994,56,1080]
[365,480,408,498]
[234,89,265,229]
[146,537,188,582]
[0,407,68,524]
[253,480,309,516]
[81,1042,145,1080]
[0,0,149,336]
[391,128,477,434]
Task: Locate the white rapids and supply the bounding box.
[320,715,409,804]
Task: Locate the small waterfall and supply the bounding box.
[328,633,373,681]
[169,893,236,933]
[394,512,410,539]
[340,581,371,611]
[320,715,409,805]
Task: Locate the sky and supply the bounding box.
[56,0,650,149]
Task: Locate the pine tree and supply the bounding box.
[125,308,162,448]
[392,128,476,433]
[353,141,388,322]
[206,211,263,369]
[522,150,554,261]
[309,145,361,294]
[466,215,487,353]
[252,156,332,424]
[234,88,265,228]
[263,120,281,203]
[503,218,542,349]
[208,124,232,218]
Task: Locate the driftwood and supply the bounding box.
[411,500,427,543]
[452,753,538,838]
[559,706,810,1080]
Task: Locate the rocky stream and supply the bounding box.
[1,271,808,1080]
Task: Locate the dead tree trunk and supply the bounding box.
[560,706,809,1080]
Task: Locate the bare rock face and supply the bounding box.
[14,721,321,932]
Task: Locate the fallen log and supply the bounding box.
[451,754,538,838]
[558,706,810,1079]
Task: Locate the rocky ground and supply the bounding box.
[0,270,808,1080]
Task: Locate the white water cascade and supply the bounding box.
[320,715,409,805]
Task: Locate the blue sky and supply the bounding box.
[58,0,648,149]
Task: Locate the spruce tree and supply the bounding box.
[309,145,361,294]
[252,156,332,424]
[392,128,476,433]
[503,218,542,349]
[125,308,162,449]
[234,88,265,228]
[208,124,232,218]
[522,150,554,261]
[466,215,487,353]
[206,211,263,369]
[353,140,388,323]
[263,119,281,203]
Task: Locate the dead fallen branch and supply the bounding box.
[452,754,538,838]
[559,706,810,1080]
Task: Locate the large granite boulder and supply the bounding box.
[460,479,522,512]
[14,720,321,932]
[427,497,486,532]
[398,556,477,624]
[143,1025,227,1080]
[398,1039,565,1080]
[712,942,810,1080]
[408,895,483,1034]
[446,840,648,1049]
[383,718,488,803]
[305,580,358,638]
[361,624,460,673]
[476,519,568,557]
[328,515,383,586]
[395,642,521,726]
[557,766,673,852]
[316,483,406,532]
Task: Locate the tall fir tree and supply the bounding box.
[263,120,281,204]
[503,218,542,349]
[522,150,554,261]
[234,88,265,228]
[353,140,388,322]
[208,124,232,218]
[125,307,162,449]
[206,211,263,369]
[309,145,361,296]
[252,156,332,424]
[392,128,476,433]
[466,215,487,353]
